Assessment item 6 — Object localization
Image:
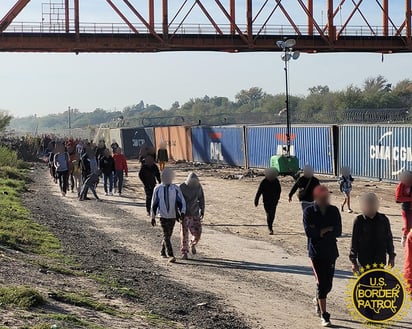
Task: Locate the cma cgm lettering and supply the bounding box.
[370,145,412,162]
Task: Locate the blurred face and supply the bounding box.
[104,149,111,157]
[401,172,412,187]
[145,155,154,165]
[361,194,379,218]
[315,194,330,208]
[303,167,314,178]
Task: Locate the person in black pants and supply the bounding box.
[303,185,342,328]
[139,154,161,216]
[350,192,396,273]
[289,165,320,211]
[254,168,281,235]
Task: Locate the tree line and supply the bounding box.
[6,75,412,134]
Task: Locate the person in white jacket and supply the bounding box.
[151,168,186,263]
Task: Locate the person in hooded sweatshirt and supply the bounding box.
[99,148,116,196]
[151,168,186,263]
[139,154,161,215]
[179,172,205,260]
[255,168,281,235]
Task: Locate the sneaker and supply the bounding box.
[269,230,274,235]
[191,245,197,255]
[105,193,109,196]
[313,298,321,317]
[160,252,167,258]
[347,209,353,213]
[182,254,188,260]
[169,256,176,263]
[96,198,102,202]
[401,235,407,248]
[321,312,331,327]
[109,192,113,196]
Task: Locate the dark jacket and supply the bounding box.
[303,204,342,260]
[289,176,320,202]
[99,156,115,176]
[139,164,161,188]
[157,149,169,162]
[254,178,281,209]
[349,213,396,267]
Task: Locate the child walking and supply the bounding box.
[179,173,205,260]
[113,148,128,196]
[339,166,354,213]
[151,168,186,263]
[139,154,161,216]
[99,149,116,196]
[255,168,281,235]
[157,142,169,171]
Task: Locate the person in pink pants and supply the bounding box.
[179,173,205,260]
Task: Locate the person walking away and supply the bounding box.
[54,142,70,196]
[113,147,128,196]
[139,144,156,164]
[151,168,186,263]
[254,168,282,235]
[404,229,412,296]
[350,193,396,274]
[339,166,354,213]
[289,165,320,211]
[67,141,77,193]
[303,185,342,327]
[139,154,161,216]
[180,172,205,260]
[79,171,101,202]
[48,141,57,183]
[95,140,107,166]
[157,142,169,171]
[99,149,116,196]
[395,171,412,247]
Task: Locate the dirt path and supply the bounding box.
[26,162,412,329]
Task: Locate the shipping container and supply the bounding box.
[154,126,193,162]
[191,126,246,167]
[339,125,412,181]
[246,125,335,175]
[119,127,155,159]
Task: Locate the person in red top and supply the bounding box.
[113,147,128,196]
[395,171,412,247]
[405,229,412,296]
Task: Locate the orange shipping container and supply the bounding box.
[154,126,193,162]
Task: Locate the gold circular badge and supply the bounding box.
[346,264,410,327]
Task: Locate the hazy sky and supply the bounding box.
[1,1,411,118]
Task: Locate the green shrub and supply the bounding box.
[0,146,18,168]
[0,286,45,309]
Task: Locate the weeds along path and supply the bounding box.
[24,164,249,329]
[28,163,412,329]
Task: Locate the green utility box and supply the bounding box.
[270,155,300,177]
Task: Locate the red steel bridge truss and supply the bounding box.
[0,0,412,53]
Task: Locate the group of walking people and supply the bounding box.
[254,164,411,327]
[47,139,128,201]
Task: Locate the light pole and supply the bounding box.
[276,39,300,156]
[68,106,71,130]
[270,39,300,178]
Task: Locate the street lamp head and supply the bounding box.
[292,50,301,60]
[276,40,285,49]
[281,53,292,62]
[284,39,296,48]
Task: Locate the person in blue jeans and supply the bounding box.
[99,149,116,196]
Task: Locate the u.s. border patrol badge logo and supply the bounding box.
[346,264,410,327]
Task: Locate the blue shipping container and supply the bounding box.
[339,125,412,181]
[191,126,246,167]
[246,125,334,174]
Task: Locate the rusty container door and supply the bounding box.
[154,126,193,162]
